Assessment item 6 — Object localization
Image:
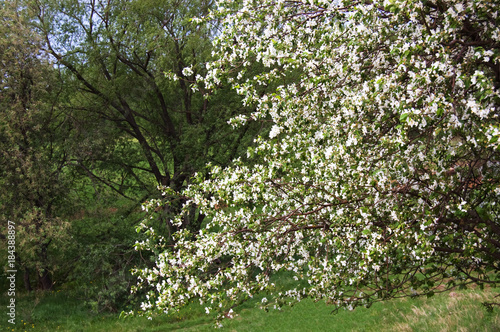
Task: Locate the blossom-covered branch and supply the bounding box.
[133,0,500,324]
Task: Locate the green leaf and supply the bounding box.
[400,113,409,122]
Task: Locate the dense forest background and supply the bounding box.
[0,0,263,313]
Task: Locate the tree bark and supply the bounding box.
[24,267,33,292]
[37,267,53,290]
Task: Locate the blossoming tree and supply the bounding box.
[134,0,500,322]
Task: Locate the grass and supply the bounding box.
[1,286,499,331]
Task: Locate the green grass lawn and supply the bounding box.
[1,287,499,331]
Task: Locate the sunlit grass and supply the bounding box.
[0,286,498,331]
[216,286,500,332]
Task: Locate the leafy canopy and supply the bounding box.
[0,0,73,288]
[134,0,500,323]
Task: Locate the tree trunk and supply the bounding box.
[24,267,33,292]
[37,242,53,290]
[37,268,53,290]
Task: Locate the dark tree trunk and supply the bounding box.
[37,268,53,290]
[24,267,33,292]
[37,242,53,290]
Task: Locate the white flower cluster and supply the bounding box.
[133,0,500,325]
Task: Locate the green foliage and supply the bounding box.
[2,0,263,300]
[0,0,74,290]
[58,195,149,313]
[30,0,260,197]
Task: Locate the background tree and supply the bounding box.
[0,0,73,291]
[134,0,500,322]
[0,0,262,311]
[31,0,260,234]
